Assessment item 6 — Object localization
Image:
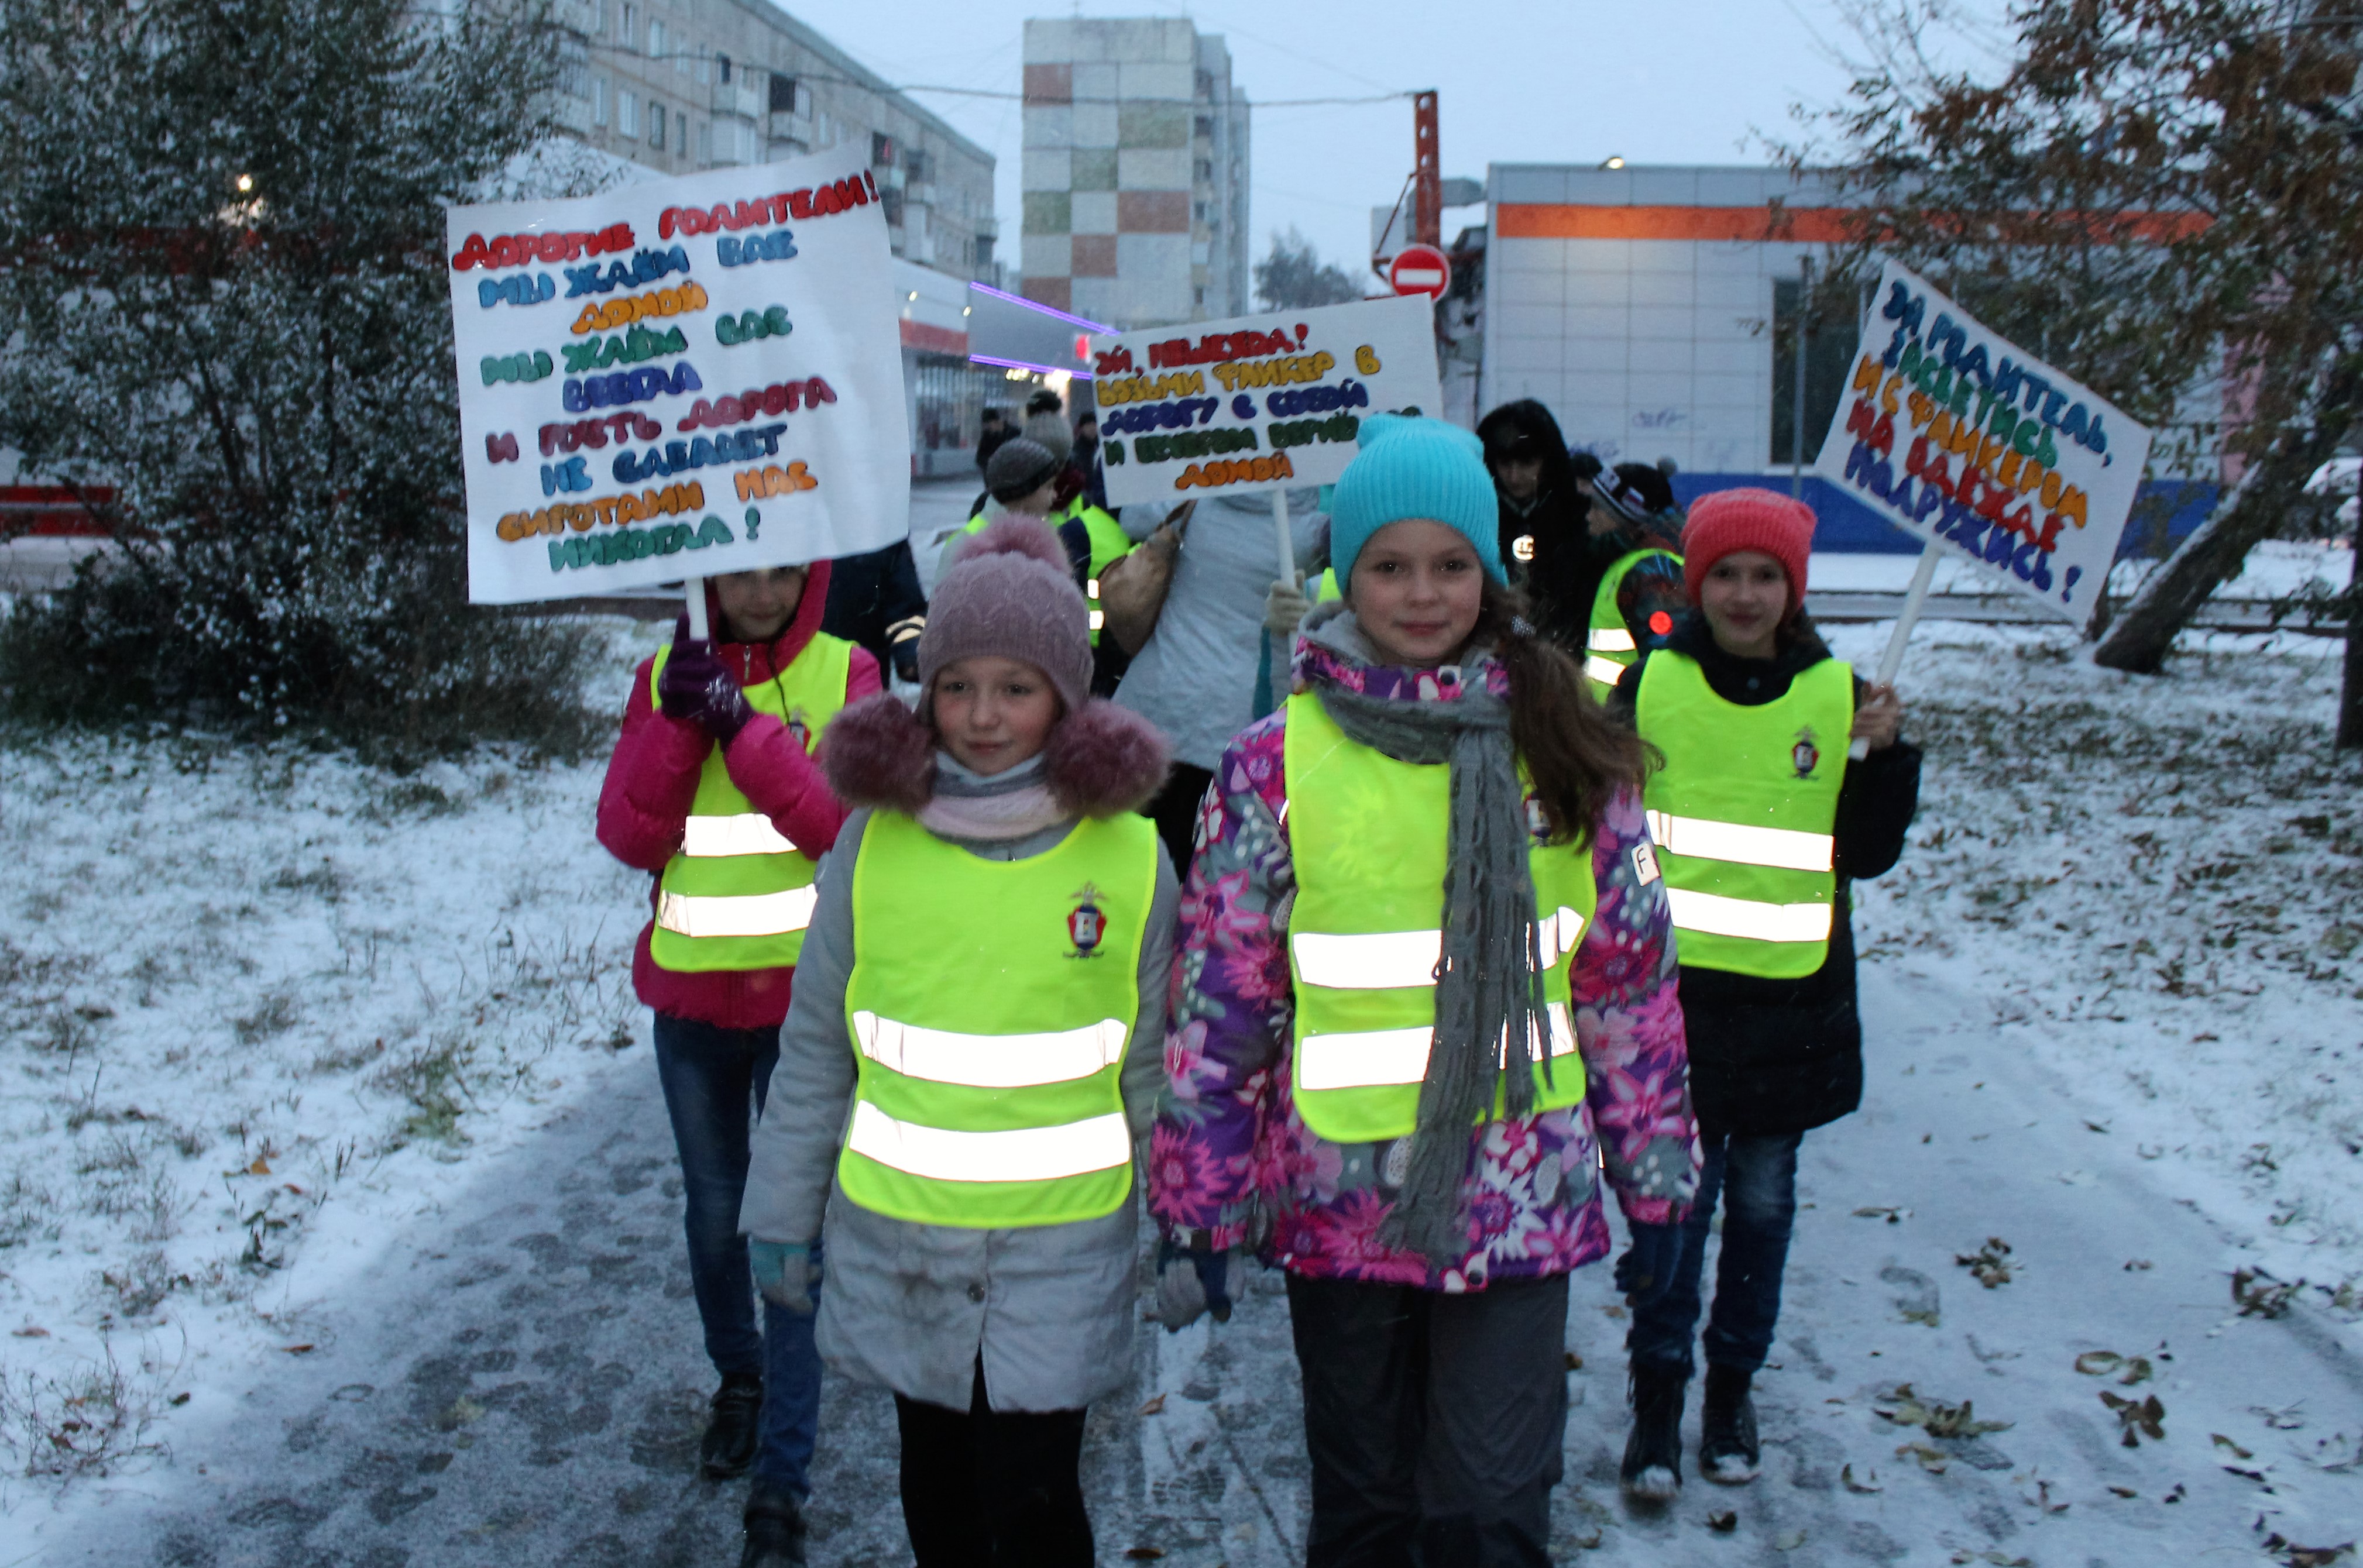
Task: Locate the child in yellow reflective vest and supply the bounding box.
[1609,488,1921,1498]
[739,517,1177,1567]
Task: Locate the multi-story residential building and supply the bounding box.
[1018,17,1250,328]
[552,0,999,283]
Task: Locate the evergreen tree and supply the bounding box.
[0,0,599,753]
[1254,227,1363,311]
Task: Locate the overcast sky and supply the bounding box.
[771,0,1891,294]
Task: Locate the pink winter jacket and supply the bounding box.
[596,562,882,1030]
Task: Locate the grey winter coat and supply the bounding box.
[739,806,1178,1414]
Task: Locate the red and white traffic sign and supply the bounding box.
[1389,243,1451,300]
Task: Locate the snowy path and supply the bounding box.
[29,958,2361,1565]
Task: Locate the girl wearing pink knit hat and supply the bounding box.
[1606,486,1921,1501]
[736,517,1175,1566]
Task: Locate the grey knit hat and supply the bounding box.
[917,515,1092,715]
[984,436,1062,504]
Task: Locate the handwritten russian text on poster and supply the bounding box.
[1089,295,1442,509]
[1810,259,2153,618]
[448,157,909,605]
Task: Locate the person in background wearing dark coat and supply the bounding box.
[822,541,928,687]
[1610,489,1919,1501]
[1475,400,1591,649]
[974,407,1012,474]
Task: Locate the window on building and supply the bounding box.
[1194,158,1213,183]
[695,54,710,85]
[1194,115,1213,139]
[871,130,894,166]
[650,101,665,149]
[698,120,712,162]
[768,74,800,114]
[618,89,638,137]
[619,1,633,38]
[592,76,609,126]
[648,18,662,59]
[676,39,690,75]
[717,53,731,83]
[1768,275,1861,466]
[676,112,688,154]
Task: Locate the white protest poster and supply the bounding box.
[1088,295,1442,508]
[447,155,910,605]
[1810,259,2153,619]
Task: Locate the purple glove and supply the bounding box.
[658,635,753,744]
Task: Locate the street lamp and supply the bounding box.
[1600,156,1625,170]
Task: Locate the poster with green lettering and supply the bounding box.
[1809,259,2152,618]
[447,154,909,605]
[1088,295,1442,508]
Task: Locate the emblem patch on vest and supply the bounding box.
[1791,727,1821,778]
[1066,883,1107,959]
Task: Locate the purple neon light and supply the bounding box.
[968,352,1094,381]
[966,281,1115,336]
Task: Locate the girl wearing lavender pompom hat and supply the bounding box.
[738,515,1176,1567]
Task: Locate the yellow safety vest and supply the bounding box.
[1282,693,1596,1144]
[835,810,1158,1227]
[647,634,854,972]
[1314,568,1342,604]
[1634,650,1853,979]
[1585,548,1681,701]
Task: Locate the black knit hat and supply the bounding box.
[1593,460,1679,524]
[984,437,1062,504]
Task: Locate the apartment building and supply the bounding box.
[550,0,999,281]
[1018,16,1250,328]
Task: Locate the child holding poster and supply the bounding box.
[1607,489,1921,1498]
[737,518,1177,1567]
[1149,417,1699,1561]
[595,563,878,1557]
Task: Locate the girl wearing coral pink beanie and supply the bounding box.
[1607,487,1922,1501]
[737,517,1176,1566]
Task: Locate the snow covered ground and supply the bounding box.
[3,607,2360,1564]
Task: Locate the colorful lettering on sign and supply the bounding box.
[562,362,705,413]
[713,307,794,347]
[1101,398,1220,435]
[559,324,690,375]
[1263,380,1369,417]
[496,482,709,541]
[1173,452,1296,490]
[544,514,737,572]
[540,412,664,455]
[717,230,799,267]
[569,280,709,335]
[658,174,878,239]
[561,246,694,297]
[731,462,820,501]
[1149,325,1308,368]
[1212,352,1336,393]
[1268,413,1361,451]
[478,272,555,308]
[486,432,520,463]
[481,350,554,386]
[676,378,837,432]
[451,223,637,271]
[1095,370,1207,407]
[1135,428,1260,463]
[612,424,792,483]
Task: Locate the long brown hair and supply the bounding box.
[1478,580,1653,844]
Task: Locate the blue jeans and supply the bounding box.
[651,1012,823,1493]
[1626,1131,1804,1380]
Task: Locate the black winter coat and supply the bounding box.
[820,541,927,683]
[1613,616,1922,1138]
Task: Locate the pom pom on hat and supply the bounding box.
[1680,487,1817,615]
[1327,415,1506,588]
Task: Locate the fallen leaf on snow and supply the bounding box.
[2235,1268,2303,1318]
[246,1157,272,1176]
[2254,1402,2307,1430]
[1137,1394,1167,1416]
[2212,1432,2255,1459]
[1897,1441,1949,1474]
[1955,1238,2015,1288]
[11,1326,49,1339]
[2106,1484,2137,1498]
[169,1392,190,1406]
[1562,1350,1582,1371]
[2124,1258,2154,1270]
[1841,1463,1881,1493]
[1852,1205,1908,1223]
[2261,1533,2355,1568]
[2100,1390,2166,1447]
[281,1343,315,1354]
[1877,1384,2012,1439]
[1707,1510,1737,1533]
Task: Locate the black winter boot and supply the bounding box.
[740,1481,808,1567]
[1700,1364,1761,1484]
[700,1371,763,1480]
[1620,1364,1688,1502]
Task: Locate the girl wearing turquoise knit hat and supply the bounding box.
[1149,416,1702,1562]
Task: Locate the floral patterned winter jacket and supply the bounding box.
[1149,621,1701,1292]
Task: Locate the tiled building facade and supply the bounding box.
[1018,18,1249,328]
[552,0,998,281]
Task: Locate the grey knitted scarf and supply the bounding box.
[1310,672,1551,1266]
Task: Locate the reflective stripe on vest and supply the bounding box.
[1282,693,1598,1144]
[657,885,819,940]
[844,1101,1131,1185]
[1634,649,1852,979]
[836,809,1157,1227]
[1064,500,1132,647]
[1585,548,1680,699]
[647,633,854,974]
[852,1010,1129,1088]
[1645,810,1833,873]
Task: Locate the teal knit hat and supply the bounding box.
[1327,415,1506,587]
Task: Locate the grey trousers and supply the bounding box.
[1286,1270,1571,1568]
